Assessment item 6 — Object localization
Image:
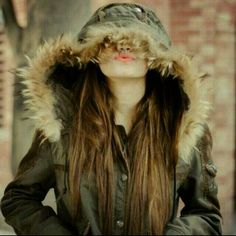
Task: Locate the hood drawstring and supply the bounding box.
[56,155,69,202]
[63,154,69,194]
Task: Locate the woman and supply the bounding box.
[1,3,222,235]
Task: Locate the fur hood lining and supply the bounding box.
[18,27,211,162]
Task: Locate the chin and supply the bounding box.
[102,70,146,79]
[100,62,148,79]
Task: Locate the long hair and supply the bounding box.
[67,63,188,235]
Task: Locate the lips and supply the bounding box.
[114,53,135,62]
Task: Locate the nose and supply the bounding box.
[117,45,132,53]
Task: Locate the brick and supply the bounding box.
[214,104,235,124]
[171,18,190,26]
[214,131,234,152]
[171,0,190,8]
[138,0,162,7]
[187,35,204,45]
[218,11,231,22]
[199,64,214,76]
[200,44,215,56]
[171,8,202,17]
[201,7,216,18]
[190,0,214,8]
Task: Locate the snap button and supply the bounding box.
[209,182,217,192]
[121,173,128,181]
[134,6,147,22]
[116,220,124,228]
[134,7,142,12]
[205,163,217,177]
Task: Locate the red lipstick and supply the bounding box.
[114,53,135,62]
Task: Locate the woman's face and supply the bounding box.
[98,41,148,80]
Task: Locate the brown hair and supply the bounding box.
[68,63,188,235]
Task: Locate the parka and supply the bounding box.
[1,3,222,235]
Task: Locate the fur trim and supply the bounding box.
[18,25,211,162]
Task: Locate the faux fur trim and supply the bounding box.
[18,25,212,162]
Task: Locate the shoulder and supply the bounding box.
[188,123,217,181]
[177,123,215,182]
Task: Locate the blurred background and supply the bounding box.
[0,0,235,234]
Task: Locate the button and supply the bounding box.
[116,220,124,228]
[134,7,142,12]
[121,173,128,181]
[205,163,217,177]
[209,182,218,192]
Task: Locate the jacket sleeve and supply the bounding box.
[164,124,222,235]
[0,131,74,235]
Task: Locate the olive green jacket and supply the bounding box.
[1,124,222,235]
[1,3,222,235]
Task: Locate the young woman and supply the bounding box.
[1,3,222,235]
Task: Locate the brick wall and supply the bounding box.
[0,31,14,233]
[213,1,236,233]
[168,0,236,233]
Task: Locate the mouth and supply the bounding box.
[114,53,135,62]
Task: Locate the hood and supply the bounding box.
[18,3,211,162]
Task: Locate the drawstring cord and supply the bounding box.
[56,155,69,202]
[63,154,69,194]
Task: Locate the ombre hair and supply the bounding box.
[67,62,189,235]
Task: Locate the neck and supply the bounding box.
[107,76,146,133]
